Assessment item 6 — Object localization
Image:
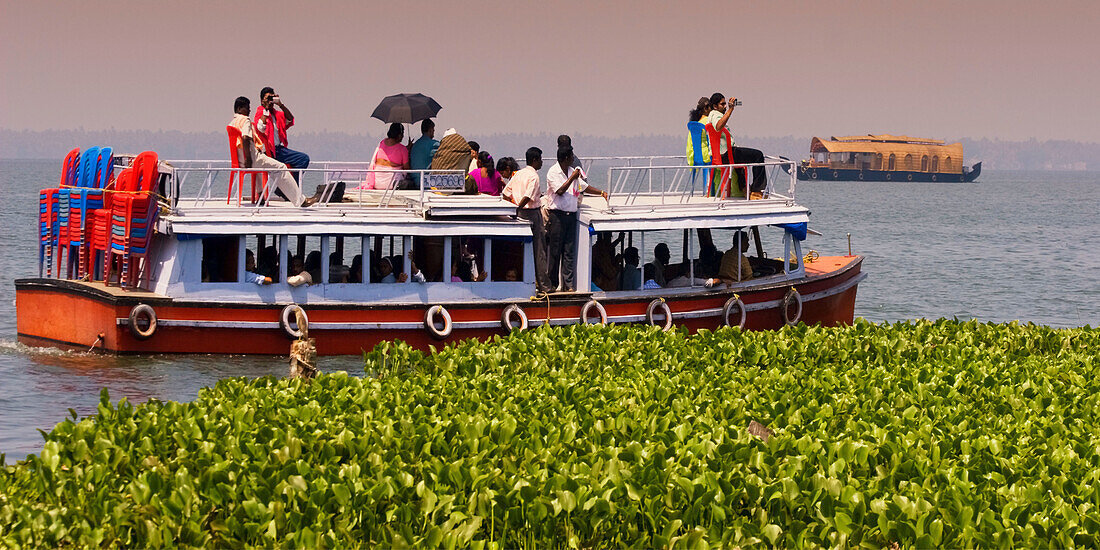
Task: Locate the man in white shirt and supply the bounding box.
[502,147,550,292]
[229,96,313,207]
[544,145,608,292]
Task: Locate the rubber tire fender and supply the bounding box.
[500,304,528,331]
[645,298,673,331]
[722,295,747,329]
[280,304,308,340]
[128,303,157,340]
[781,288,803,326]
[580,299,607,325]
[424,305,453,340]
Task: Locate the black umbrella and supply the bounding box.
[370,93,442,124]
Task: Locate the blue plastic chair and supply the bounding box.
[62,147,112,277]
[687,121,711,192]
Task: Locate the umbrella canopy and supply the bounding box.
[370,93,442,124]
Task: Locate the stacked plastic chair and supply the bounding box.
[57,147,100,277]
[106,151,160,288]
[226,125,267,205]
[64,147,113,279]
[39,148,81,277]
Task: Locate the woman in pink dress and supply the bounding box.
[465,151,504,195]
[362,123,410,190]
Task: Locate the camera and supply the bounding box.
[733,99,743,106]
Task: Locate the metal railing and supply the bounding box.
[163,160,467,214]
[602,156,797,208]
[161,155,798,215]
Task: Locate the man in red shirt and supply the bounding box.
[253,87,310,184]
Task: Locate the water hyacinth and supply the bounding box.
[1,320,1099,547]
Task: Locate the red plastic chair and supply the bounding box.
[106,152,160,288]
[39,148,80,277]
[226,125,268,205]
[705,123,745,198]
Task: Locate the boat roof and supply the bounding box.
[811,136,963,157]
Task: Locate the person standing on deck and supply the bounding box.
[230,96,314,207]
[545,145,608,292]
[708,92,768,196]
[254,87,310,183]
[502,147,551,293]
[409,118,440,187]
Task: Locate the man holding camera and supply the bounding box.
[254,87,310,182]
[708,92,767,197]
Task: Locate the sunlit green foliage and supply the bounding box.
[1,320,1099,547]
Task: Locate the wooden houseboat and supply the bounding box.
[18,150,865,355]
[797,134,981,182]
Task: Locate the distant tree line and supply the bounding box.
[2,129,1097,170]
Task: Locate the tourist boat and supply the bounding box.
[17,150,865,355]
[797,134,981,182]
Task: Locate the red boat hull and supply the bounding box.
[17,256,864,355]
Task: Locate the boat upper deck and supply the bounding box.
[160,156,806,235]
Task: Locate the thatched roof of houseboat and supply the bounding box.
[811,136,963,160]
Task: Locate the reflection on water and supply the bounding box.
[2,160,1099,461]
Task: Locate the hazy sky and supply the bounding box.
[3,0,1098,142]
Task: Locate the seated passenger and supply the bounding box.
[466,151,504,195]
[468,141,481,173]
[230,96,314,207]
[349,255,363,283]
[619,247,641,291]
[431,129,472,173]
[305,251,322,283]
[245,249,272,285]
[707,231,753,287]
[503,267,520,282]
[645,243,671,287]
[362,123,410,190]
[409,119,440,187]
[256,245,279,279]
[592,231,624,291]
[376,257,398,283]
[254,87,310,184]
[329,252,349,283]
[642,264,661,290]
[287,256,312,287]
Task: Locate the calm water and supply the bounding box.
[1,159,1098,460]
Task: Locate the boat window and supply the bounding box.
[931,156,939,172]
[888,154,896,170]
[905,154,914,170]
[944,156,952,171]
[921,155,929,171]
[202,236,239,282]
[592,228,790,293]
[245,234,279,283]
[873,153,883,170]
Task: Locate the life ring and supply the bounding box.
[931,174,937,182]
[580,299,607,325]
[645,298,673,331]
[722,295,747,329]
[907,173,913,182]
[128,304,157,340]
[280,304,308,339]
[832,171,839,179]
[858,172,864,180]
[810,171,818,180]
[424,305,453,340]
[781,288,802,326]
[500,304,528,331]
[886,173,892,181]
